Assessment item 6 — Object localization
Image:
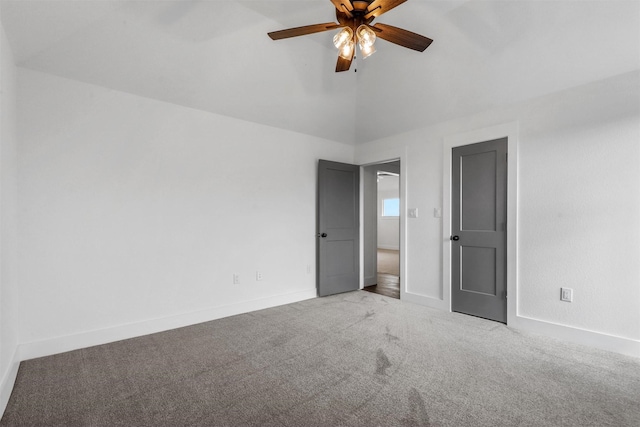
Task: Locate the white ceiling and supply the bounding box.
[2,0,639,144]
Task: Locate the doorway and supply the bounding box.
[363,161,400,299]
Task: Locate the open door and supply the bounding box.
[317,160,360,297]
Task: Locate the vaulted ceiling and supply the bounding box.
[2,0,639,144]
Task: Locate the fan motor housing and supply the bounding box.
[352,1,371,12]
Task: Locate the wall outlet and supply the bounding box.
[233,274,240,285]
[256,271,263,281]
[560,287,573,302]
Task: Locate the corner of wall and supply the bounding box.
[0,19,21,418]
[0,348,19,418]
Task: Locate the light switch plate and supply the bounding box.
[408,208,418,218]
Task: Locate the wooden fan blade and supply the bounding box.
[330,0,354,18]
[335,51,354,72]
[364,0,407,19]
[268,22,341,40]
[372,22,433,51]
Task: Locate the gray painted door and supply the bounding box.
[451,138,507,323]
[317,160,360,297]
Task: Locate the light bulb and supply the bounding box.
[359,41,376,59]
[333,27,354,49]
[339,39,355,59]
[356,25,376,48]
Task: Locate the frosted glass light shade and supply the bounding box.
[339,39,355,59]
[356,25,376,47]
[359,41,376,59]
[333,27,354,49]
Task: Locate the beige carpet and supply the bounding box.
[377,249,399,276]
[3,291,639,426]
[0,291,640,427]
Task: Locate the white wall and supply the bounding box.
[4,34,639,389]
[17,69,354,358]
[377,175,399,250]
[355,71,640,356]
[0,21,20,414]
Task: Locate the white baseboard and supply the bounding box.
[512,315,640,358]
[402,291,449,311]
[377,245,399,251]
[401,293,639,358]
[19,288,317,362]
[0,346,20,419]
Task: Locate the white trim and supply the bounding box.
[442,122,519,321]
[401,292,449,311]
[0,346,20,418]
[512,315,640,358]
[377,245,399,251]
[18,288,316,361]
[359,167,365,289]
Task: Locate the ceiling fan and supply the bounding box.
[268,0,433,72]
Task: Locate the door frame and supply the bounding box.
[357,149,407,299]
[361,160,401,294]
[443,122,519,325]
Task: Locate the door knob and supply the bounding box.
[451,235,460,241]
[318,233,327,238]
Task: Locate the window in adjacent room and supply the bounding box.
[382,198,400,217]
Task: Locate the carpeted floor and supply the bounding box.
[378,249,399,276]
[2,291,639,426]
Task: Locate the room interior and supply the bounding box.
[362,163,401,299]
[0,0,639,421]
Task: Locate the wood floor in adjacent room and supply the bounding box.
[363,249,400,299]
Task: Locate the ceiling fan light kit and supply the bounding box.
[356,24,376,58]
[359,41,376,59]
[339,39,356,60]
[356,24,376,47]
[333,27,354,49]
[268,0,433,73]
